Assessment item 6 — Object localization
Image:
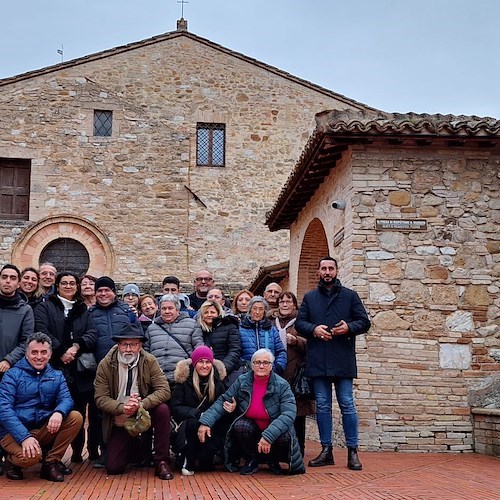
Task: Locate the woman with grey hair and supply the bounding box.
[144,294,204,385]
[198,348,304,475]
[238,296,287,375]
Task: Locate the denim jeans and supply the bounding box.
[312,377,358,448]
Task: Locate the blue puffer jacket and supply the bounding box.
[90,299,137,362]
[238,316,287,374]
[0,357,74,443]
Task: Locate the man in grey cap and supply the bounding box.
[122,283,140,314]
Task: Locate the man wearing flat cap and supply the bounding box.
[94,322,174,480]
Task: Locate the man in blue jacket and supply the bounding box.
[295,256,370,471]
[0,332,82,481]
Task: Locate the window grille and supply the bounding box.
[196,123,225,167]
[93,110,113,137]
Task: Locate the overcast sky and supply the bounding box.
[1,0,498,117]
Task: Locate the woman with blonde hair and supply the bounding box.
[198,300,241,383]
[170,346,232,475]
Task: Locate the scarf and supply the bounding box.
[58,295,76,317]
[275,316,296,348]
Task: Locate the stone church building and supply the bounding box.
[1,20,498,454]
[267,109,500,454]
[0,21,376,289]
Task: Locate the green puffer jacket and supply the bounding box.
[199,371,305,475]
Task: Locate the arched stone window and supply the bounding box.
[39,238,90,276]
[12,215,114,277]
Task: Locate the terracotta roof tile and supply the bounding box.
[266,110,500,231]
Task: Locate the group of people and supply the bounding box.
[0,256,370,482]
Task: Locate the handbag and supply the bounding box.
[124,405,152,437]
[76,352,97,372]
[291,362,315,400]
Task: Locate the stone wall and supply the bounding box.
[292,143,499,451]
[0,34,365,285]
[471,408,500,456]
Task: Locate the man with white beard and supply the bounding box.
[94,323,174,480]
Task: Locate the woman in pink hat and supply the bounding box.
[170,346,235,476]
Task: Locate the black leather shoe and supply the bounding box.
[58,461,73,474]
[266,460,282,475]
[240,458,259,475]
[308,445,334,467]
[5,459,24,480]
[155,460,173,480]
[347,447,362,470]
[40,461,64,482]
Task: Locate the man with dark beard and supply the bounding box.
[295,256,370,471]
[94,323,174,480]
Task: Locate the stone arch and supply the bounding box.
[297,218,329,301]
[11,215,114,276]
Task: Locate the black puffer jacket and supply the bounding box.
[171,358,227,421]
[201,315,241,377]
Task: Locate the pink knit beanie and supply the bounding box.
[191,346,214,366]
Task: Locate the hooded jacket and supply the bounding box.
[171,358,227,421]
[0,357,74,443]
[0,292,34,368]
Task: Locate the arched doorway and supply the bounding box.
[11,215,114,277]
[297,218,329,301]
[39,238,90,276]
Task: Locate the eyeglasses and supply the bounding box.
[60,281,77,287]
[252,360,272,367]
[195,277,213,282]
[118,342,141,349]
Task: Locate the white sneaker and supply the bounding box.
[181,457,194,476]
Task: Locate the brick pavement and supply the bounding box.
[1,442,499,499]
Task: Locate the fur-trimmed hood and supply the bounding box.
[174,357,227,384]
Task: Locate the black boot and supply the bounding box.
[308,445,334,467]
[347,447,362,470]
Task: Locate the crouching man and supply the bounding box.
[0,332,83,481]
[94,323,174,479]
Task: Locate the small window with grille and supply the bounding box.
[93,110,113,137]
[196,123,225,167]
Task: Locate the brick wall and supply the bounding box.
[472,408,500,456]
[292,143,500,452]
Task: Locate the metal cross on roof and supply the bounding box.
[177,0,189,18]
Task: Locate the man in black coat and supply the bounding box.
[295,256,370,471]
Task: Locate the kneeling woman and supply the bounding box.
[198,348,305,476]
[170,346,232,475]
